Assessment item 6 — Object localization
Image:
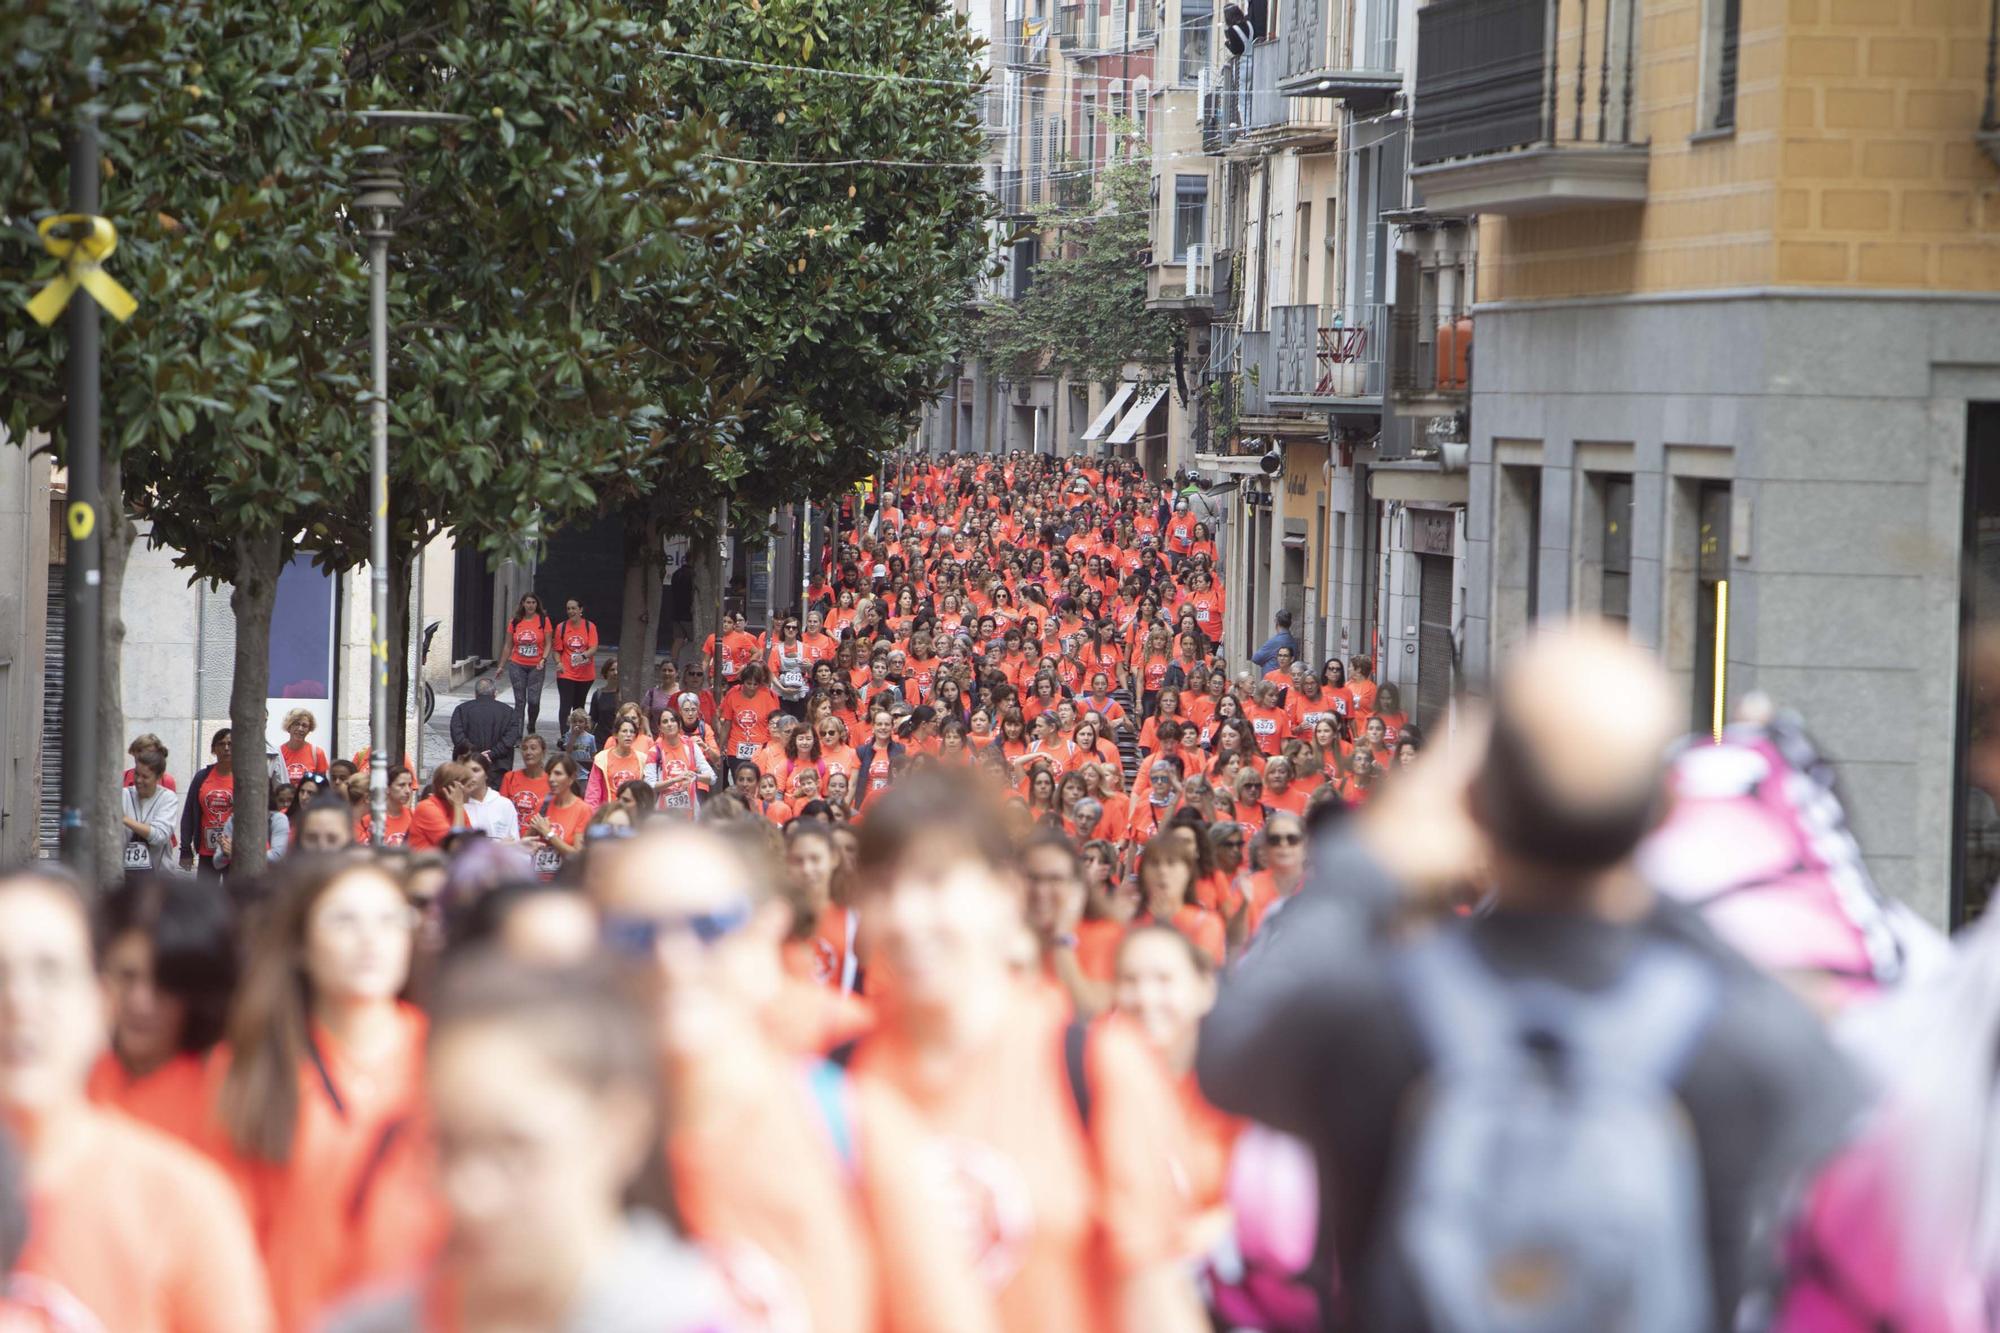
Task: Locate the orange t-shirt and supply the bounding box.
[202,1004,432,1332]
[1173,1071,1244,1222]
[722,686,776,759]
[506,615,553,669]
[554,619,599,682]
[1347,676,1379,720]
[1244,702,1290,755]
[14,1105,274,1333]
[353,805,413,847]
[1074,918,1126,984]
[277,741,328,786]
[405,794,469,850]
[498,769,551,838]
[1155,904,1227,965]
[849,988,1187,1333]
[668,1026,998,1333]
[85,1050,210,1150]
[1263,783,1312,817]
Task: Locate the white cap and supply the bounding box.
[871,564,888,580]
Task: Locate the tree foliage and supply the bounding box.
[981,138,1179,392]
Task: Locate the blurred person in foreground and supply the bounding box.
[586,826,997,1333]
[845,774,1208,1333]
[0,868,272,1332]
[1767,621,2000,1330]
[1198,621,1861,1333]
[320,954,732,1333]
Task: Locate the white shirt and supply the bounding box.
[466,789,520,841]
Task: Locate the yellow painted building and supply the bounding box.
[1406,0,2000,923]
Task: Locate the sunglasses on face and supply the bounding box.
[601,901,754,954]
[1266,832,1304,847]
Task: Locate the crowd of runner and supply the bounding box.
[3,450,1993,1332]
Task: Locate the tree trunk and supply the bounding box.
[691,531,723,690]
[90,459,133,893]
[228,529,283,879]
[618,503,664,706]
[386,548,414,771]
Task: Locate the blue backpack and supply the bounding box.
[1381,928,1720,1333]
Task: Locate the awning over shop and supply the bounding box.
[1107,385,1170,446]
[1079,383,1137,442]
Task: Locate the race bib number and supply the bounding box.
[570,650,589,666]
[204,828,223,852]
[534,846,563,876]
[124,841,152,869]
[781,670,806,692]
[662,787,693,811]
[516,635,540,660]
[736,742,758,760]
[1254,717,1278,736]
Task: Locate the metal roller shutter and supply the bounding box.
[38,565,63,856]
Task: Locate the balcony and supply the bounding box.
[979,88,1010,142]
[1389,302,1472,415]
[1000,16,1052,70]
[1149,243,1219,312]
[1201,44,1337,152]
[1409,0,1647,215]
[1266,304,1387,410]
[1280,0,1401,112]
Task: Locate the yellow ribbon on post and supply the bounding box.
[23,213,139,327]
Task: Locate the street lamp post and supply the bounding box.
[353,110,467,846]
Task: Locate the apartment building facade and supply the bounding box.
[1416,0,2000,924]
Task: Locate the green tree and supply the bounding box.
[2,0,743,876]
[3,0,367,882]
[320,0,750,758]
[982,137,1179,399]
[605,0,993,689]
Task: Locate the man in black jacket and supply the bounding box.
[1197,623,1861,1332]
[450,676,522,775]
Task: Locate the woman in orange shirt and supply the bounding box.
[586,717,650,808]
[210,858,438,1332]
[1113,924,1241,1256]
[504,594,556,736]
[278,708,329,786]
[88,876,235,1149]
[526,756,592,878]
[720,662,779,762]
[319,957,733,1333]
[406,761,472,850]
[1133,833,1225,966]
[553,597,600,728]
[352,767,416,846]
[847,778,1208,1333]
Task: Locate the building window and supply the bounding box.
[1172,174,1208,261]
[1180,0,1212,82]
[1699,0,1741,132]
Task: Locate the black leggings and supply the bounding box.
[556,677,591,733]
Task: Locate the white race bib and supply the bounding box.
[204,827,223,852]
[736,742,757,759]
[534,846,563,876]
[123,841,152,869]
[517,636,540,660]
[570,650,589,666]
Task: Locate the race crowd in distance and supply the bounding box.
[5,450,1991,1333]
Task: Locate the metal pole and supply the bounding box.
[411,543,424,780]
[58,118,102,879]
[366,203,393,847]
[711,509,727,694]
[801,502,812,609]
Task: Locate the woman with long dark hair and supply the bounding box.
[88,875,236,1147]
[505,593,556,735]
[212,858,433,1331]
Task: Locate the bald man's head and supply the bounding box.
[1474,622,1679,873]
